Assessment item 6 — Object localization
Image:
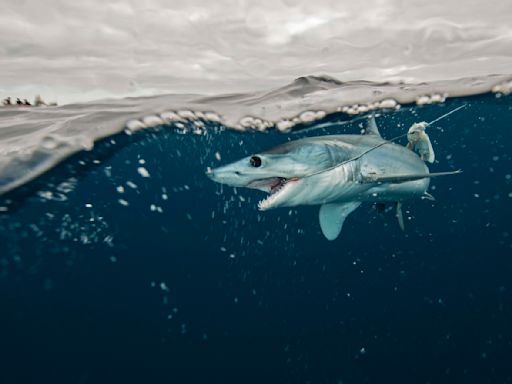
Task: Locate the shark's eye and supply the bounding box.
[250,156,262,167]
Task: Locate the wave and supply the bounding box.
[0,74,511,197]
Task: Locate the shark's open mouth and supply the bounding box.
[252,177,298,210]
[270,177,287,194]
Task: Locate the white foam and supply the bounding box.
[160,111,183,122]
[276,120,294,133]
[126,119,146,132]
[379,99,398,109]
[492,80,512,95]
[416,93,448,105]
[299,111,320,123]
[203,112,222,122]
[142,115,164,127]
[177,110,197,120]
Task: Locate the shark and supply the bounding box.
[206,117,461,240]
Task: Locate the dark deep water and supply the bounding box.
[1,94,511,384]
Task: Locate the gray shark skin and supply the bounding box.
[207,117,460,240]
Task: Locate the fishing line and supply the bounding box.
[301,104,467,178]
[424,104,466,128]
[291,114,373,135]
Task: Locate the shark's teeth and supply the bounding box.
[258,194,274,210]
[257,178,290,210]
[258,191,274,211]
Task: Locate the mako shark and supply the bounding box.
[207,117,460,240]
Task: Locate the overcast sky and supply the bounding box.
[1,0,511,104]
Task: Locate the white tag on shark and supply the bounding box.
[318,201,361,240]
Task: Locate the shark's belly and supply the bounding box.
[362,179,429,202]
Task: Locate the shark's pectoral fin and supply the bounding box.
[319,201,361,240]
[363,170,462,184]
[395,202,405,231]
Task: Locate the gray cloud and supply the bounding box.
[1,0,511,104]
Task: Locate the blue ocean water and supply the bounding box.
[1,93,511,383]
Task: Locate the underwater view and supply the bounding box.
[1,1,512,383]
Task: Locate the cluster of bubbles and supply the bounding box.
[125,110,223,135]
[492,80,512,96]
[122,91,457,137]
[274,99,402,133]
[415,93,447,105]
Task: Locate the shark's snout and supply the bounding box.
[205,165,246,187]
[205,167,224,183]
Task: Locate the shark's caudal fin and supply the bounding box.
[364,115,382,138]
[362,170,462,184]
[318,201,361,240]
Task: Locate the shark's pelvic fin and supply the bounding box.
[319,201,361,240]
[364,115,382,138]
[422,192,436,201]
[363,170,462,184]
[395,202,405,231]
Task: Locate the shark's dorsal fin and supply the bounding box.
[319,201,361,240]
[364,115,382,138]
[362,170,462,184]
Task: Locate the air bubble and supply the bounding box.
[137,167,150,178]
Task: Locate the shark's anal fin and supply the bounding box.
[319,201,361,240]
[363,170,462,184]
[395,202,405,231]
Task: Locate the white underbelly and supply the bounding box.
[362,178,430,202]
